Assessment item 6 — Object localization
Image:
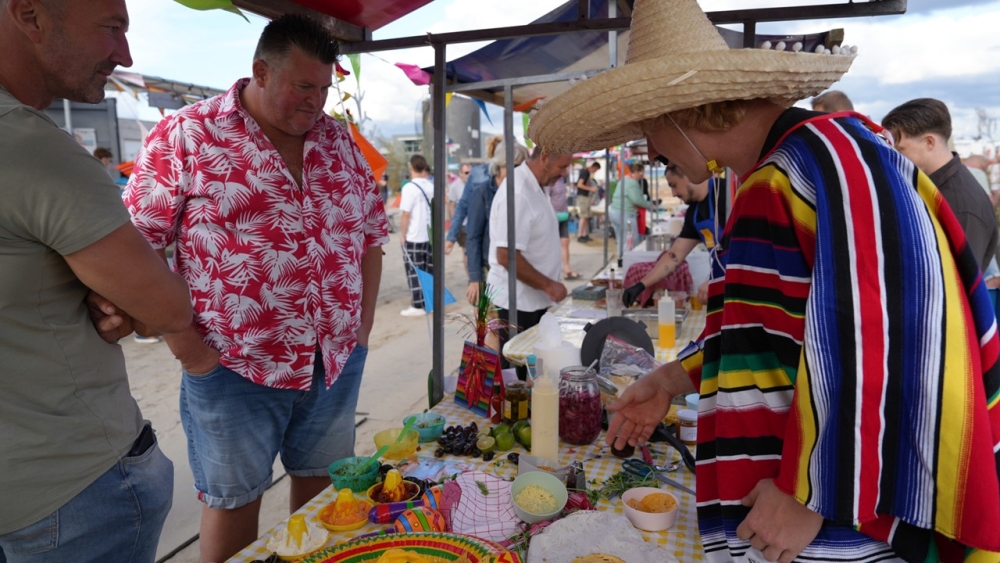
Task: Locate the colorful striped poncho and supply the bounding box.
[678,112,1000,563]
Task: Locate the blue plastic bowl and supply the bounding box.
[402,413,446,443]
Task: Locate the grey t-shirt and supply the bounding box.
[0,87,143,533]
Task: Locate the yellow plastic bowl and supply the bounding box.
[318,498,373,532]
[373,427,419,459]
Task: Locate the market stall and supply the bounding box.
[231,308,707,562]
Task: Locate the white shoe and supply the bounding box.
[400,306,426,317]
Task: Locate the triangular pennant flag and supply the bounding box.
[395,63,431,86]
[347,54,361,88]
[335,62,351,76]
[472,98,493,127]
[349,122,388,183]
[513,97,544,113]
[414,267,457,313]
[522,113,534,149]
[445,92,453,107]
[172,0,248,22]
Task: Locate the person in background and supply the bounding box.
[93,146,113,167]
[488,147,570,377]
[546,174,581,280]
[124,15,387,561]
[400,154,434,317]
[575,161,600,242]
[531,0,1000,560]
[622,162,724,307]
[448,163,471,221]
[810,89,853,112]
[965,154,992,194]
[882,98,999,274]
[378,172,390,204]
[446,137,530,306]
[608,161,654,257]
[0,0,193,560]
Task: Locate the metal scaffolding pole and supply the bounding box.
[504,85,518,337]
[430,42,447,407]
[603,0,617,267]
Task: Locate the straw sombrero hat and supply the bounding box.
[529,0,856,154]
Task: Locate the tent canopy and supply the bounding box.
[421,0,852,108]
[232,0,435,41]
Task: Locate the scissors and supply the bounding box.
[622,459,695,496]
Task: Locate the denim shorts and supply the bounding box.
[0,440,173,563]
[179,346,367,509]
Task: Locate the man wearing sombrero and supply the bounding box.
[531,0,1000,562]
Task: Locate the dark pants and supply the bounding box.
[404,241,432,309]
[497,307,549,380]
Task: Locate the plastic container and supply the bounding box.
[685,393,699,411]
[517,454,570,483]
[401,413,446,443]
[622,487,679,532]
[328,456,380,492]
[373,427,419,459]
[658,298,676,348]
[558,367,602,445]
[511,471,568,524]
[531,365,560,464]
[677,409,697,446]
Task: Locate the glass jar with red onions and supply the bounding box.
[558,366,602,445]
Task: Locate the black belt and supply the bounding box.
[128,423,156,457]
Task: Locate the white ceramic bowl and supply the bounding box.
[510,471,568,524]
[622,487,678,532]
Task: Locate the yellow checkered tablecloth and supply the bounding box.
[502,299,706,366]
[230,399,704,562]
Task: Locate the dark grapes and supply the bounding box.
[483,451,495,462]
[507,452,520,464]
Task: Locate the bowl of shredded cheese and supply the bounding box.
[511,471,568,524]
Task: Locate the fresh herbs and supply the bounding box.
[585,470,657,505]
[476,480,490,496]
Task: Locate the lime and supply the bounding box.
[492,423,511,438]
[516,425,531,449]
[511,419,530,436]
[476,436,496,453]
[494,431,516,451]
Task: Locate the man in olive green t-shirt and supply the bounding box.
[0,1,193,561]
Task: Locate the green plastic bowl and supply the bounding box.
[402,413,447,443]
[511,470,568,524]
[327,456,380,492]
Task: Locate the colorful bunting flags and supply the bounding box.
[395,63,431,86]
[172,0,248,22]
[471,98,493,126]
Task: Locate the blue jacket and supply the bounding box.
[447,163,496,283]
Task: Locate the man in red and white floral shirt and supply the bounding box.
[123,15,388,561]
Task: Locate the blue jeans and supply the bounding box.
[179,346,367,509]
[0,442,173,563]
[608,208,643,257]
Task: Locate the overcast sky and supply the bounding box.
[118,0,1000,145]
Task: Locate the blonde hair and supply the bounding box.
[488,141,529,177]
[639,99,754,134]
[485,135,503,159]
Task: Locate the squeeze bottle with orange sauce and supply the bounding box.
[658,297,676,348]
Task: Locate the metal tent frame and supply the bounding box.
[240,0,907,406]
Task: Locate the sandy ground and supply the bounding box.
[125,227,613,562]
